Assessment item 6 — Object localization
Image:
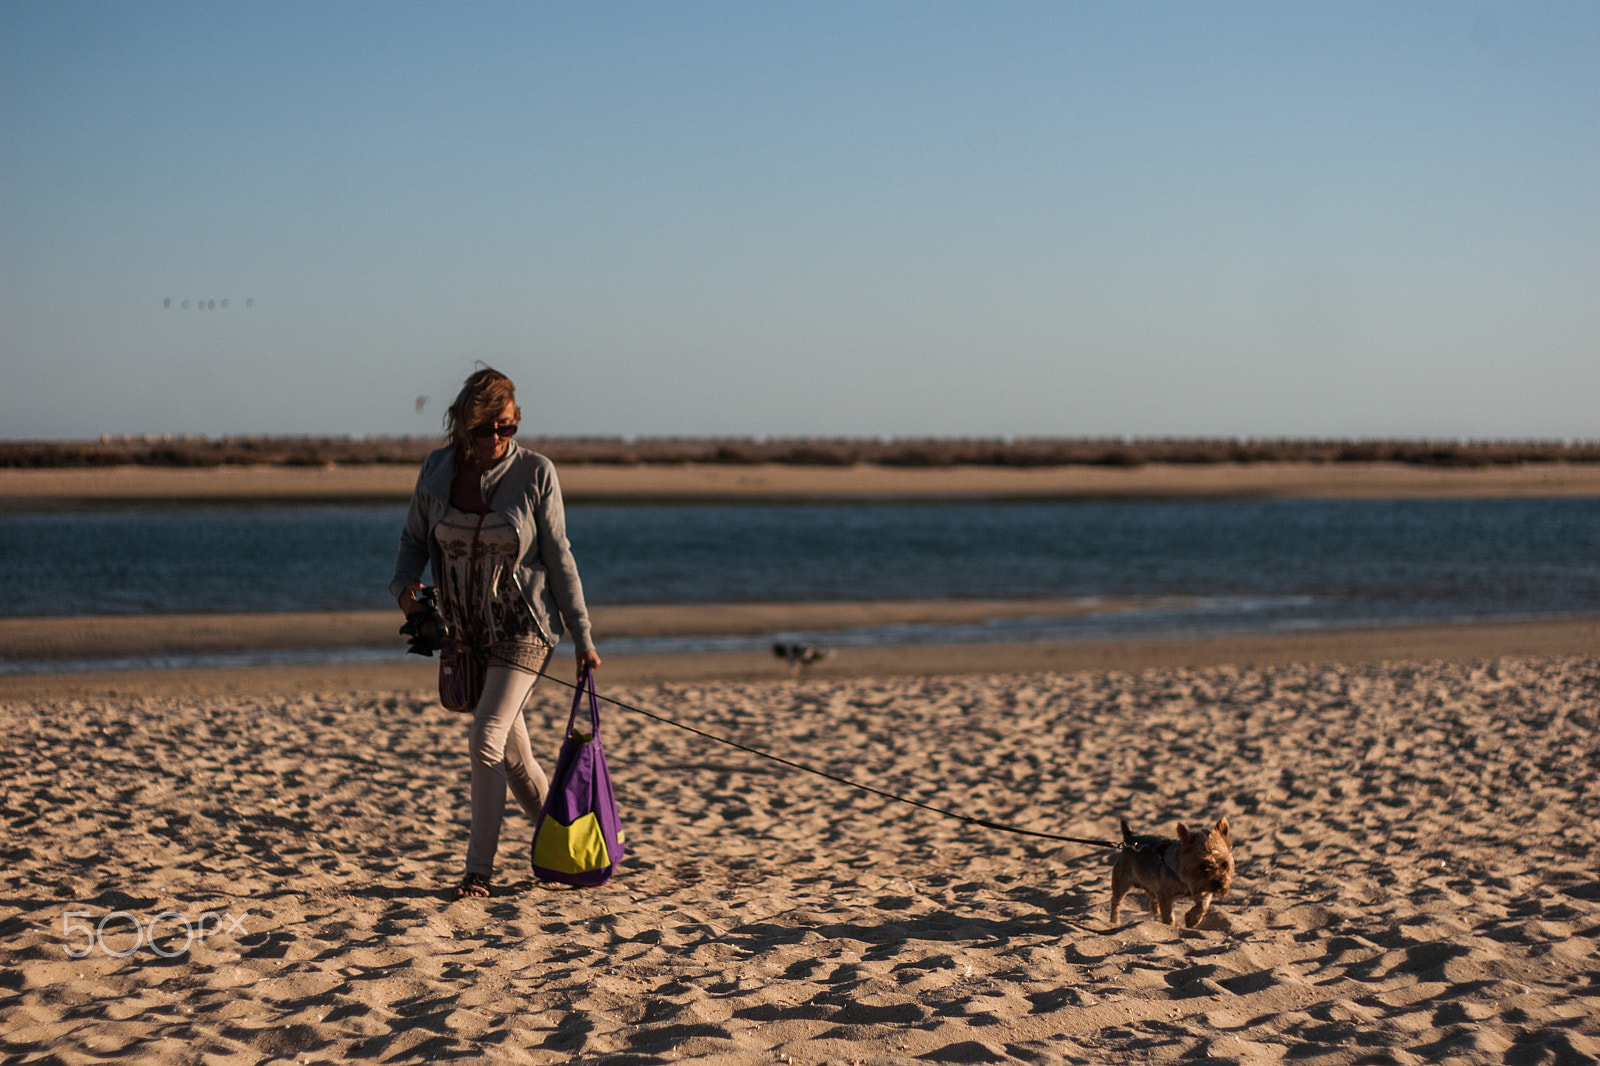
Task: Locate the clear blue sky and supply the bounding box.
[3,1,1596,441]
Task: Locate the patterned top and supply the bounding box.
[390,443,594,656]
[433,504,550,671]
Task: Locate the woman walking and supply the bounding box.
[392,366,601,900]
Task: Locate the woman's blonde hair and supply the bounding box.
[444,365,520,462]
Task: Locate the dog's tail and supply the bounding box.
[1119,818,1134,845]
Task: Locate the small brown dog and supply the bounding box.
[1109,817,1234,927]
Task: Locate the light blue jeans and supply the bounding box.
[465,652,553,879]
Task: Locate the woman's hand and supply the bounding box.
[398,583,425,618]
[577,647,602,678]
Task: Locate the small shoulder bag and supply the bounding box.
[437,637,482,713]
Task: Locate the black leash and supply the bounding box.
[535,667,1124,851]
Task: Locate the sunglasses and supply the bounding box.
[470,421,519,441]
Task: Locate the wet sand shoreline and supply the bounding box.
[0,599,1142,661]
[3,614,1595,699]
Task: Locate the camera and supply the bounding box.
[399,586,448,657]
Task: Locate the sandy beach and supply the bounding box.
[5,459,1600,506]
[3,652,1597,1064]
[5,465,1598,1062]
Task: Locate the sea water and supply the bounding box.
[3,497,1597,664]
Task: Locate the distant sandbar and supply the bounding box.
[3,460,1599,507]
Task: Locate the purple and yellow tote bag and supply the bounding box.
[531,669,625,886]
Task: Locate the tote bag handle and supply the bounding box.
[563,666,602,740]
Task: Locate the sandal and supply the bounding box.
[452,872,492,900]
